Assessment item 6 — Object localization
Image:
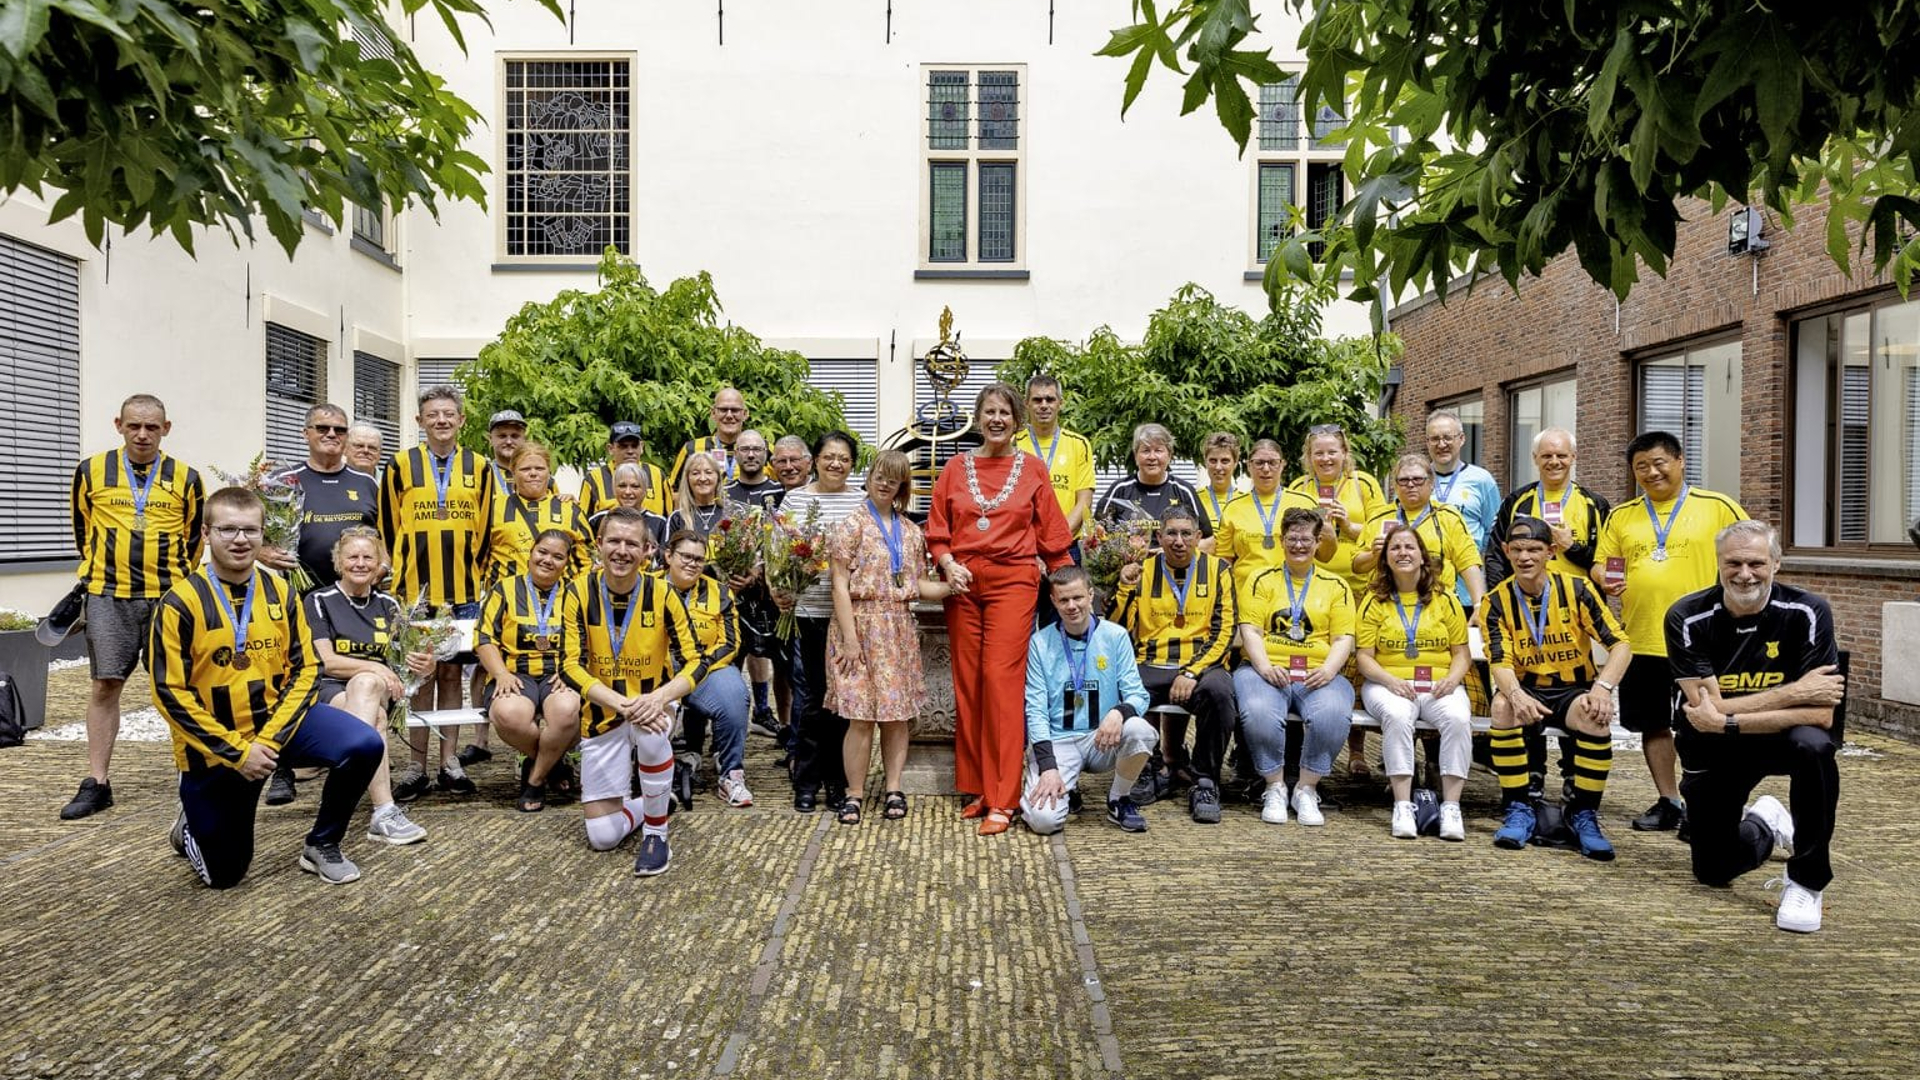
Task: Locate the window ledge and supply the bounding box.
[0,558,81,575]
[351,235,401,271]
[914,269,1030,280]
[1246,267,1358,283]
[1781,552,1920,580]
[491,262,603,273]
[301,210,335,236]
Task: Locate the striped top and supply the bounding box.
[150,569,316,772]
[70,449,205,599]
[778,486,869,618]
[378,445,495,607]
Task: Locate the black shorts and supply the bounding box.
[480,673,563,719]
[316,677,352,704]
[1501,683,1589,728]
[1617,653,1678,734]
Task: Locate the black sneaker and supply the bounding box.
[392,763,431,802]
[455,744,493,767]
[672,753,699,810]
[59,778,113,820]
[1188,778,1222,824]
[436,764,477,796]
[36,584,87,646]
[168,808,188,857]
[793,786,818,813]
[750,707,781,738]
[264,767,298,806]
[1067,790,1084,815]
[1630,797,1684,832]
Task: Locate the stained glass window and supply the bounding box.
[930,163,968,262]
[504,59,632,258]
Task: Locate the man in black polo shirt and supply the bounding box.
[1666,520,1845,933]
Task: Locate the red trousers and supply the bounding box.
[945,558,1039,810]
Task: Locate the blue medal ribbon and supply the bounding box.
[599,575,640,658]
[122,453,158,525]
[1283,565,1312,632]
[208,569,258,657]
[528,574,561,640]
[866,499,905,580]
[1432,467,1460,504]
[1205,486,1227,525]
[430,450,455,514]
[1165,560,1193,622]
[1253,490,1282,546]
[1027,426,1061,472]
[1392,594,1425,659]
[1397,503,1435,531]
[1514,578,1552,648]
[1642,486,1689,558]
[1059,617,1097,726]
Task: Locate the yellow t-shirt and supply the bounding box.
[1237,564,1355,669]
[1214,488,1319,575]
[1287,471,1386,593]
[1198,485,1243,535]
[1014,427,1096,536]
[1355,589,1468,680]
[1356,501,1483,595]
[1592,486,1746,657]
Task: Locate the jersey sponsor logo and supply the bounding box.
[1718,671,1786,692]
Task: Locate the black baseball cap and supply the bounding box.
[1506,515,1553,544]
[609,421,643,442]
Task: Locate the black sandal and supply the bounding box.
[837,796,863,826]
[882,790,908,820]
[516,781,546,813]
[547,760,576,801]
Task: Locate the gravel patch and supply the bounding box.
[27,708,170,743]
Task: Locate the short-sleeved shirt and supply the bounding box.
[1197,485,1243,535]
[486,492,594,586]
[1238,564,1355,669]
[1665,581,1837,754]
[1355,589,1468,680]
[1213,487,1319,575]
[477,575,570,678]
[378,446,496,608]
[280,463,379,588]
[1358,501,1483,597]
[558,570,707,738]
[1287,471,1387,592]
[71,449,206,599]
[1013,427,1096,536]
[1095,476,1213,539]
[1480,571,1625,689]
[1483,481,1612,582]
[305,585,402,665]
[726,476,786,514]
[1593,486,1747,658]
[669,435,738,491]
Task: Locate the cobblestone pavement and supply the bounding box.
[4,667,1915,1078]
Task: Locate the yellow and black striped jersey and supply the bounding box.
[69,449,205,599]
[559,570,706,738]
[580,461,672,518]
[1357,501,1483,594]
[1480,570,1626,688]
[1355,589,1469,680]
[1286,471,1387,592]
[476,575,569,678]
[666,575,742,674]
[486,492,594,586]
[1213,487,1318,575]
[1483,481,1612,582]
[1112,554,1235,676]
[150,569,317,772]
[378,445,495,607]
[668,435,737,491]
[1237,564,1356,668]
[1593,486,1746,658]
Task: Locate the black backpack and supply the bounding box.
[0,672,26,749]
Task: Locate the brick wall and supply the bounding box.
[1391,195,1919,739]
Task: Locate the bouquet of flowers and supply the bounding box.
[1080,515,1156,611]
[706,506,765,581]
[383,600,461,733]
[215,452,312,593]
[764,501,829,640]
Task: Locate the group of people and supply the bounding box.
[48,380,1846,932]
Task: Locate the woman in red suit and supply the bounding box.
[927,382,1075,835]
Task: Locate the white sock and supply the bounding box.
[585,808,637,851]
[638,765,671,839]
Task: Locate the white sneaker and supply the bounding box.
[1390,801,1417,839]
[1438,801,1465,842]
[1260,783,1289,824]
[719,769,754,808]
[367,804,427,845]
[1768,874,1824,933]
[1745,795,1794,857]
[1291,786,1325,826]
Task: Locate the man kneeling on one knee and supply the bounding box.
[1021,567,1155,835]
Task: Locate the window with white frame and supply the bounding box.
[1253,74,1347,265]
[500,56,632,260]
[1432,395,1486,468]
[0,234,83,564]
[921,66,1026,269]
[1791,297,1920,549]
[351,202,389,255]
[1638,339,1741,495]
[1508,374,1576,489]
[266,323,329,467]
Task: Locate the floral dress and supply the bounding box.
[824,511,930,724]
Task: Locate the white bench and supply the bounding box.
[1145,703,1573,743]
[406,708,486,730]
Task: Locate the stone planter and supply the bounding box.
[898,602,959,795]
[0,630,53,732]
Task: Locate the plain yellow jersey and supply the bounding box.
[1592,486,1745,658]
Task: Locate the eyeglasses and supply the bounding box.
[309,424,348,435]
[1248,458,1283,469]
[713,406,746,415]
[817,454,853,465]
[212,526,263,540]
[1308,424,1345,436]
[671,550,706,565]
[1396,476,1430,487]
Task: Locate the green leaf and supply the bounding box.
[0,0,51,62]
[1212,75,1255,151]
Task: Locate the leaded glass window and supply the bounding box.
[1255,163,1295,263]
[929,71,970,150]
[930,163,968,262]
[1251,73,1348,267]
[919,66,1025,269]
[978,164,1016,262]
[503,58,632,258]
[1258,77,1300,151]
[978,71,1020,150]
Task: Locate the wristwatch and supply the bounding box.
[1724,716,1740,736]
[1594,678,1617,693]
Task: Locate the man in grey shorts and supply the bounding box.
[60,394,206,819]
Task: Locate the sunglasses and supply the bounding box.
[310,424,349,435]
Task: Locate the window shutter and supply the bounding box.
[1907,367,1920,528]
[265,323,328,468]
[806,358,880,451]
[0,235,83,563]
[354,351,402,452]
[1638,364,1705,484]
[417,357,467,396]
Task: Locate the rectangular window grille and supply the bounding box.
[353,351,402,453]
[1310,99,1348,149]
[503,58,632,259]
[265,322,328,468]
[1258,77,1300,151]
[0,234,83,563]
[977,71,1020,150]
[1306,163,1344,261]
[928,71,970,150]
[920,67,1024,270]
[978,163,1016,263]
[1253,74,1345,267]
[1255,163,1296,264]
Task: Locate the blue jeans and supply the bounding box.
[1232,666,1354,779]
[680,664,749,775]
[178,702,386,889]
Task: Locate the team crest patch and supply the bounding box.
[348,490,360,501]
[1096,655,1108,671]
[1766,641,1780,659]
[267,604,285,621]
[641,612,657,628]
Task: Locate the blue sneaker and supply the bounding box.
[633,834,672,877]
[1106,798,1148,833]
[1568,808,1615,862]
[1493,802,1536,850]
